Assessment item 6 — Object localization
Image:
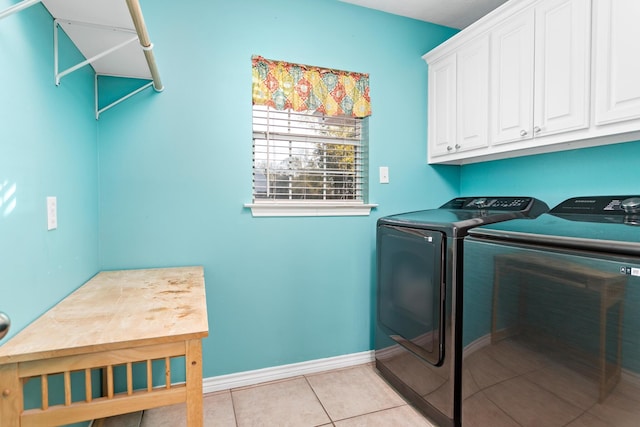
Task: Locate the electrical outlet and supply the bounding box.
[47,197,57,230]
[379,166,389,184]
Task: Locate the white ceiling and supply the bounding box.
[339,0,508,29]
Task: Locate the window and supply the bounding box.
[252,106,367,199]
[246,56,376,217]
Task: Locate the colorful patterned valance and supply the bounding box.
[252,55,371,118]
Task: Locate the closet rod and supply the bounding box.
[0,0,40,20]
[125,0,164,92]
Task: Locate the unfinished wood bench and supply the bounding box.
[0,266,209,427]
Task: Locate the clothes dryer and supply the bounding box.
[375,196,548,427]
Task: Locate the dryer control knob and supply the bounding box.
[621,197,640,214]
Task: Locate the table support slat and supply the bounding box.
[165,357,171,389]
[42,374,49,410]
[64,371,71,406]
[127,362,133,395]
[147,359,153,392]
[85,369,92,402]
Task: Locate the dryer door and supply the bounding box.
[377,224,446,366]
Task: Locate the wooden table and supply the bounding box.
[0,266,209,427]
[492,253,626,401]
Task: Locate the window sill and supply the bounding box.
[244,202,378,217]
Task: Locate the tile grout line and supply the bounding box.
[303,374,334,425]
[303,369,412,425]
[229,389,240,427]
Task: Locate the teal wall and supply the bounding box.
[0,4,99,339]
[96,0,458,378]
[460,141,640,206]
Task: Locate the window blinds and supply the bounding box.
[252,105,366,201]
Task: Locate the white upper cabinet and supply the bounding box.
[457,35,490,152]
[593,0,640,126]
[427,35,490,161]
[491,9,535,144]
[534,0,590,136]
[427,54,457,158]
[424,0,640,165]
[492,0,590,145]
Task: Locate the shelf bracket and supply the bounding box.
[94,75,153,120]
[53,18,139,86]
[53,18,158,119]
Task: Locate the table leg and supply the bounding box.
[185,339,203,427]
[0,363,22,427]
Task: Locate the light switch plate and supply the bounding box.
[47,197,57,230]
[379,166,389,184]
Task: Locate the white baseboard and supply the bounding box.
[202,350,375,394]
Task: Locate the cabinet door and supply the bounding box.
[428,54,457,158]
[534,0,591,136]
[457,35,490,152]
[491,9,534,145]
[593,0,640,125]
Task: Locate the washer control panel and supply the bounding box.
[551,196,640,215]
[441,197,533,211]
[549,196,640,225]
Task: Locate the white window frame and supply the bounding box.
[245,106,376,217]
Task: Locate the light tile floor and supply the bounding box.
[104,364,434,427]
[103,347,640,427]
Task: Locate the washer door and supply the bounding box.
[377,224,446,366]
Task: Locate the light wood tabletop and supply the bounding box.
[0,266,208,364]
